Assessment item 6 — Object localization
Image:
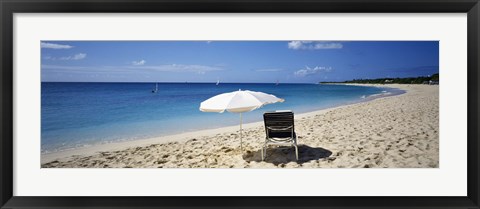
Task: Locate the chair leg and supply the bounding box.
[262,145,265,161]
[263,145,268,161]
[294,144,299,161]
[262,140,267,161]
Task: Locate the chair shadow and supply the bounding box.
[242,144,332,165]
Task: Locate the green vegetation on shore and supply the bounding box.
[321,73,439,84]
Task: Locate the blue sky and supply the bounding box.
[41,41,439,83]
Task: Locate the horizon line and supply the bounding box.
[40,81,317,84]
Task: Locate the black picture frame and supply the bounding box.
[1,0,479,208]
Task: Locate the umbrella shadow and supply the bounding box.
[243,144,332,165]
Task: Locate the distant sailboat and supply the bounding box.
[152,83,158,93]
[275,80,279,86]
[216,79,220,86]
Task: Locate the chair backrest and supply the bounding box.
[263,111,294,138]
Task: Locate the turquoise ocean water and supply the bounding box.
[41,82,404,153]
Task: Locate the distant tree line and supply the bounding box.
[321,73,439,84]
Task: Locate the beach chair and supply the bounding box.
[262,110,298,161]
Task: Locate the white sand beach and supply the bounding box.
[42,84,439,168]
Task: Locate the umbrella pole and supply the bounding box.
[240,113,243,152]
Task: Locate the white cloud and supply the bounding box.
[313,42,343,49]
[255,68,284,72]
[288,41,343,50]
[287,41,307,50]
[59,53,87,60]
[129,64,223,74]
[45,53,86,61]
[132,60,146,66]
[72,53,87,60]
[294,66,332,77]
[42,64,223,74]
[42,65,90,70]
[41,42,74,49]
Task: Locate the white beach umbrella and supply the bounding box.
[199,90,284,151]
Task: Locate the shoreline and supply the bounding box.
[40,84,398,155]
[41,84,410,164]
